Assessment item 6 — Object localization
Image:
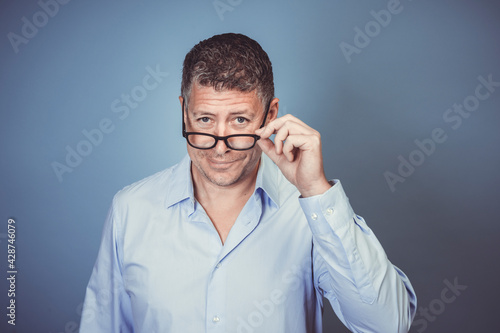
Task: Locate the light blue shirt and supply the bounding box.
[80,154,416,333]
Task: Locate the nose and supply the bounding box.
[213,138,230,154]
[213,123,230,154]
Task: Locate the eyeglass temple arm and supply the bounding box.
[182,99,186,137]
[259,99,273,129]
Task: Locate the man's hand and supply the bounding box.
[255,114,332,197]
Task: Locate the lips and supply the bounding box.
[206,156,243,170]
[208,158,236,165]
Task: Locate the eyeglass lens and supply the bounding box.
[188,134,256,150]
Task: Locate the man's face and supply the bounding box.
[181,85,273,188]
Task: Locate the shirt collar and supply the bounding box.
[164,153,280,209]
[164,154,194,209]
[255,153,280,208]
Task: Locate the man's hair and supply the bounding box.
[181,33,274,109]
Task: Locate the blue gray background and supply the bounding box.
[1,0,499,332]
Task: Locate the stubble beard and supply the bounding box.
[192,149,260,187]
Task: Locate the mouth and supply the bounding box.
[207,157,240,169]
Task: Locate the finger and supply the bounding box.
[255,123,275,139]
[271,114,311,129]
[273,121,312,155]
[256,116,313,143]
[282,135,308,162]
[273,126,288,155]
[279,114,311,129]
[255,114,312,139]
[256,138,284,165]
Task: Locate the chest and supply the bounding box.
[119,201,316,331]
[200,195,251,244]
[206,207,242,244]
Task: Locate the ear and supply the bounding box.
[179,96,187,123]
[267,97,279,122]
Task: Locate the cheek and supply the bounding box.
[249,145,262,160]
[240,148,260,162]
[242,148,262,168]
[186,145,203,164]
[195,150,209,165]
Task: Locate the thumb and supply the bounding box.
[257,138,281,165]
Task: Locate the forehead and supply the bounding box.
[188,85,262,114]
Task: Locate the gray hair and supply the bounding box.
[181,33,274,110]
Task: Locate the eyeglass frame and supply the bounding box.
[182,98,272,151]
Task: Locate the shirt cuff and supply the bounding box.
[298,179,356,235]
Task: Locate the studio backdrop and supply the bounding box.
[1,0,499,332]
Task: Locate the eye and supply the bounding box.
[235,117,248,124]
[198,117,210,123]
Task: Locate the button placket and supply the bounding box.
[206,260,227,332]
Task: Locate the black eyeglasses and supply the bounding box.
[182,99,271,151]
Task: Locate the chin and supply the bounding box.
[207,174,241,187]
[200,163,245,187]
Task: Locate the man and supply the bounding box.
[80,33,416,332]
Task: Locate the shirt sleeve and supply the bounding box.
[299,180,417,333]
[79,198,134,333]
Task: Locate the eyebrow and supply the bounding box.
[191,109,257,118]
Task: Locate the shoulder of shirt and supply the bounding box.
[260,154,300,207]
[277,171,301,206]
[111,161,181,208]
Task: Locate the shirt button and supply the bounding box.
[212,316,220,323]
[311,213,318,220]
[326,208,334,215]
